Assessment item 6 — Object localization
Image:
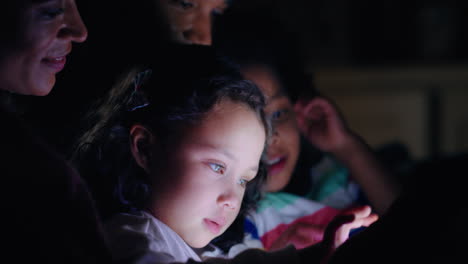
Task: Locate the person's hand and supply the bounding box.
[296,205,378,264]
[268,222,326,251]
[294,96,353,153]
[320,205,378,263]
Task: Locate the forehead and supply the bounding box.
[192,0,229,7]
[241,64,287,103]
[176,100,265,156]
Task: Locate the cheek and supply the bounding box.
[167,10,194,30]
[23,21,57,53]
[278,122,300,147]
[19,31,57,95]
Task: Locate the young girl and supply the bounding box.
[74,44,377,264]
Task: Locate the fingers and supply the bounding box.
[269,223,326,250]
[340,205,378,228]
[341,205,372,218]
[322,214,355,247]
[361,213,379,227]
[295,97,330,110]
[294,97,330,137]
[323,205,379,249]
[295,98,328,120]
[343,213,378,230]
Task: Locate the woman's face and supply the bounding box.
[148,99,266,248]
[157,0,228,45]
[0,0,87,96]
[242,65,301,192]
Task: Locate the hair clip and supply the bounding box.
[127,69,152,111]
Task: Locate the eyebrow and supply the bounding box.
[270,89,288,101]
[199,144,259,172]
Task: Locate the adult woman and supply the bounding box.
[0,1,111,263]
[0,0,87,95]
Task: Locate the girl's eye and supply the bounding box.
[209,163,225,174]
[271,109,291,122]
[238,179,248,188]
[40,8,65,20]
[171,0,195,10]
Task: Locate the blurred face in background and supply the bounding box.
[0,0,87,96]
[157,0,228,45]
[242,64,301,192]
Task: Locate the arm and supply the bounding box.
[203,205,377,264]
[294,96,401,214]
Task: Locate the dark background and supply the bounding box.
[223,0,468,66]
[18,0,468,164]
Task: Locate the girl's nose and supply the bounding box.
[268,126,280,146]
[60,0,88,43]
[217,187,240,210]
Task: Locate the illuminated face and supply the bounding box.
[0,0,87,96]
[157,0,228,45]
[148,99,266,248]
[242,65,300,192]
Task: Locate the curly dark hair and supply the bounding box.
[73,44,270,222]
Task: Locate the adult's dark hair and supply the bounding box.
[0,0,26,55]
[73,44,270,221]
[213,9,319,103]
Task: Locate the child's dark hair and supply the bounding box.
[213,10,319,102]
[73,44,270,221]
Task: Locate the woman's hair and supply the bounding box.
[73,44,269,220]
[0,1,23,55]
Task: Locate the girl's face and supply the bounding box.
[157,0,228,45]
[0,0,87,95]
[242,65,301,192]
[148,99,266,248]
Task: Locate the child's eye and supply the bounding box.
[39,7,65,20]
[171,0,195,10]
[238,179,249,188]
[271,109,291,122]
[209,163,225,174]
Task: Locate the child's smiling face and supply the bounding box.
[148,99,266,248]
[242,64,301,192]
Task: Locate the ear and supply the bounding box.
[129,124,154,173]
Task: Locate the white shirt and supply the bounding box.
[105,211,201,264]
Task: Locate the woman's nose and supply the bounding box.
[182,14,212,45]
[60,0,88,43]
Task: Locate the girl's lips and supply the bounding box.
[267,156,287,175]
[42,56,66,72]
[203,218,223,235]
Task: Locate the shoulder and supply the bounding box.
[0,108,112,263]
[105,211,200,264]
